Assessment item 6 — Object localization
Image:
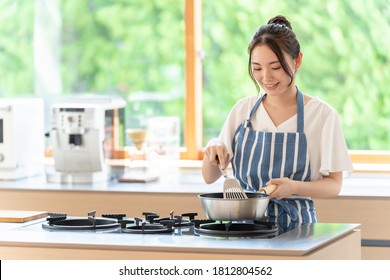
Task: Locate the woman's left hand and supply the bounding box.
[266,178,298,199]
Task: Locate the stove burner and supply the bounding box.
[42,218,121,230]
[154,212,197,227]
[42,211,121,230]
[122,217,175,234]
[193,221,278,237]
[102,214,134,228]
[121,211,198,234]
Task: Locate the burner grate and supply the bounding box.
[193,221,278,237]
[122,217,175,234]
[42,211,121,231]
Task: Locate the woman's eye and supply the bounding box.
[253,68,261,71]
[272,67,282,70]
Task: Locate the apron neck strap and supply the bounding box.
[296,89,304,133]
[248,93,265,119]
[248,88,305,133]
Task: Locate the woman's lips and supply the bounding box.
[263,82,279,91]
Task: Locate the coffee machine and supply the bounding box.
[46,97,125,184]
[0,98,45,180]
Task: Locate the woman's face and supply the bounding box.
[251,44,300,96]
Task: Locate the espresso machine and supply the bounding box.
[46,97,125,184]
[0,98,45,180]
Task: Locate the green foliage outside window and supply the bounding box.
[0,0,389,150]
[0,1,34,95]
[202,0,390,150]
[59,0,185,133]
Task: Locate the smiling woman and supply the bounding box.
[202,0,390,151]
[201,0,390,172]
[0,0,389,166]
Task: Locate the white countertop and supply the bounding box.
[0,217,359,257]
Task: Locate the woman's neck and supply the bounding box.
[264,86,297,107]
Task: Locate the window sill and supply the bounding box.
[352,163,390,173]
[45,157,390,174]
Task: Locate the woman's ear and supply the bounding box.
[295,52,303,69]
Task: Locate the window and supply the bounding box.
[0,0,34,96]
[1,0,389,166]
[201,0,390,168]
[202,0,390,148]
[1,0,186,154]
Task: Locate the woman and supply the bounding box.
[202,15,353,225]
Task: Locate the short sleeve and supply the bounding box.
[218,104,241,161]
[218,97,259,162]
[319,108,354,176]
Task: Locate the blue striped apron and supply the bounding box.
[231,89,317,227]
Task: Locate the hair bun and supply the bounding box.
[267,15,292,30]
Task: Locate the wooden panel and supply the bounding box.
[362,246,390,260]
[314,197,390,240]
[0,189,206,218]
[0,210,47,223]
[305,230,361,260]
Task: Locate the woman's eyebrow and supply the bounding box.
[251,60,280,65]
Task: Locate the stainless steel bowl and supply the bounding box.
[198,192,270,221]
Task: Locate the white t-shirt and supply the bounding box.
[218,94,354,181]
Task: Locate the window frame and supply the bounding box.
[181,0,203,160]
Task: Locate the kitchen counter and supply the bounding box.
[0,168,389,196]
[0,168,216,194]
[0,168,389,259]
[0,169,389,219]
[0,217,360,260]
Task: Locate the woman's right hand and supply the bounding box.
[202,138,229,184]
[204,138,229,170]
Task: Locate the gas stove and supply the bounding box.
[39,210,280,238]
[2,211,361,260]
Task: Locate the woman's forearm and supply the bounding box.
[294,172,342,198]
[268,172,343,199]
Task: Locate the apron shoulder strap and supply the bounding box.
[296,89,304,133]
[249,93,266,119]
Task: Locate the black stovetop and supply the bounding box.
[40,210,282,238]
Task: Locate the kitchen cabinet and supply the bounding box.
[315,197,390,259]
[313,173,390,259]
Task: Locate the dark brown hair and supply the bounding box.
[248,15,300,92]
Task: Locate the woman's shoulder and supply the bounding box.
[305,95,339,116]
[225,95,261,123]
[233,95,261,109]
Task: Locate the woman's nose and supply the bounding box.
[262,69,272,80]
